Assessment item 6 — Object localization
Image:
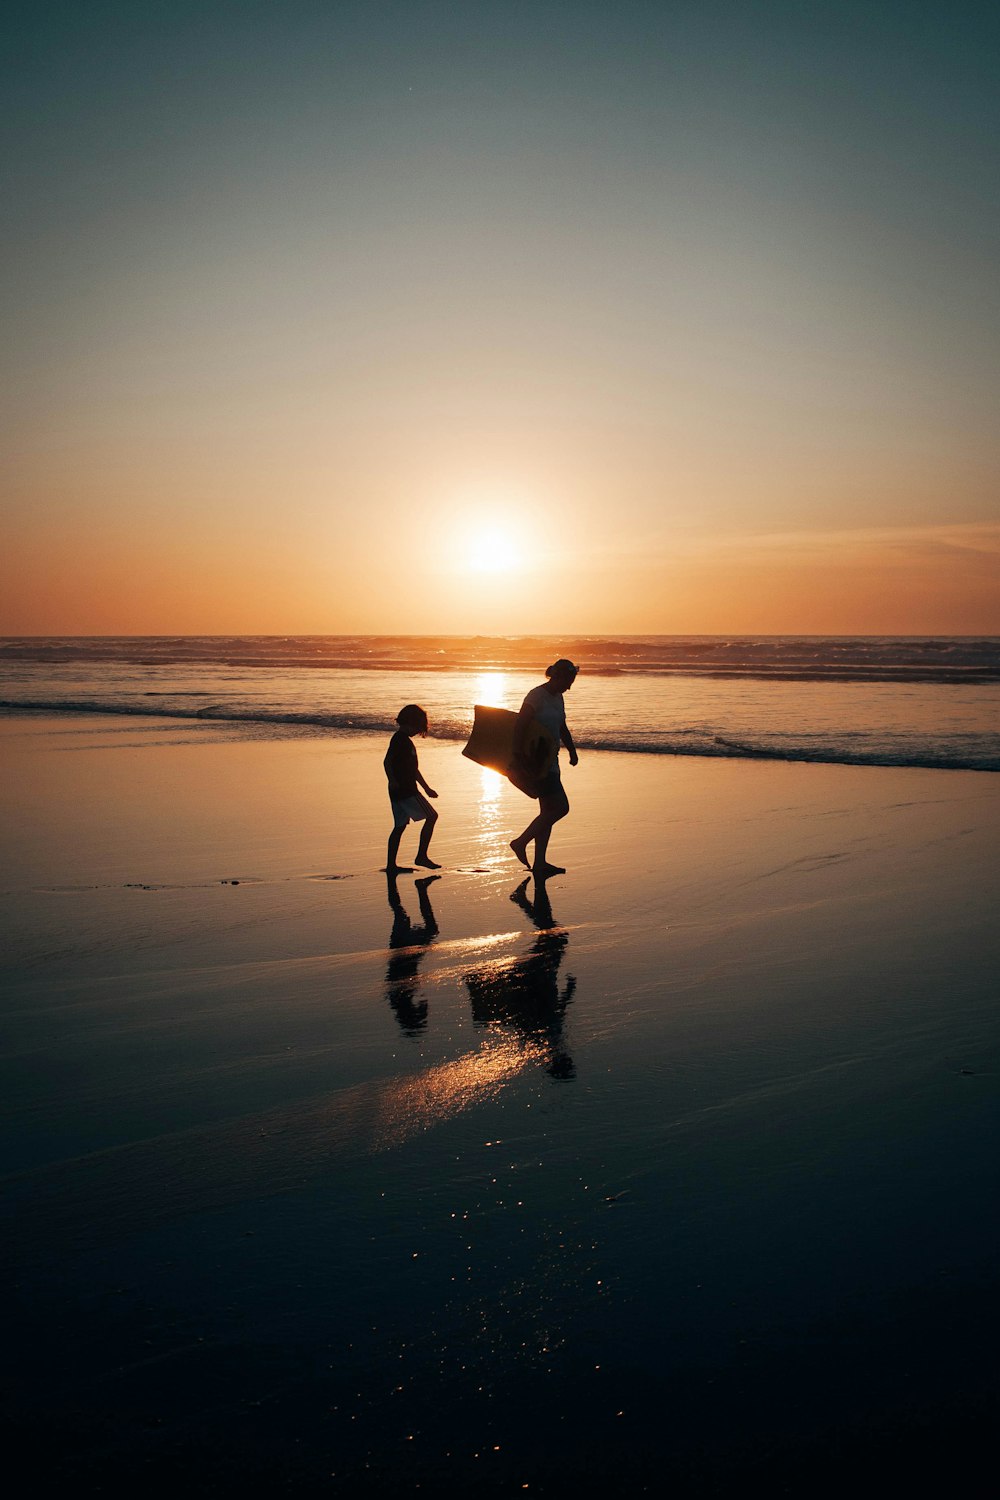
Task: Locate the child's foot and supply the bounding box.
[533,862,565,877]
[384,864,414,875]
[414,856,442,869]
[510,838,529,867]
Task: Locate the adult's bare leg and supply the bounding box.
[510,812,541,867]
[514,786,569,875]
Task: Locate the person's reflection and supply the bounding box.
[464,874,576,1078]
[385,872,440,1035]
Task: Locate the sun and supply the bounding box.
[465,526,522,574]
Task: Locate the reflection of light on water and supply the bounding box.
[373,1037,542,1150]
[474,671,510,708]
[480,765,503,803]
[477,764,506,858]
[390,929,519,967]
[471,673,514,859]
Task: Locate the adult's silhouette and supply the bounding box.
[464,874,576,1079]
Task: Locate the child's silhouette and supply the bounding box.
[384,703,440,873]
[385,872,440,1035]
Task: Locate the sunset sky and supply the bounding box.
[3,0,998,635]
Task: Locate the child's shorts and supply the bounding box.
[391,793,432,828]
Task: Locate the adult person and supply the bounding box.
[509,658,579,876]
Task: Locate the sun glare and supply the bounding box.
[466,526,521,574]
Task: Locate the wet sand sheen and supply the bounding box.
[2,715,999,1493]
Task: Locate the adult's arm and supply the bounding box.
[512,698,536,757]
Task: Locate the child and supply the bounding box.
[384,704,440,873]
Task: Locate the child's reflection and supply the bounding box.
[464,874,576,1079]
[385,872,440,1035]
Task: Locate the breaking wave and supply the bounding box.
[3,694,998,772]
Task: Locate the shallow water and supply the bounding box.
[3,633,1000,770]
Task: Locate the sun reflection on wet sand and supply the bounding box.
[10,1033,548,1257]
[464,672,521,865]
[475,763,508,862]
[372,1035,543,1150]
[464,878,577,1079]
[8,865,580,1260]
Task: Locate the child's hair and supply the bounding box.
[396,703,429,733]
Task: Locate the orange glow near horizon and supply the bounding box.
[3,10,999,638]
[2,512,997,636]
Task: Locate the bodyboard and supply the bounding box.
[462,705,558,797]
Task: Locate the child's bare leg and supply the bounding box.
[386,825,413,874]
[414,807,440,869]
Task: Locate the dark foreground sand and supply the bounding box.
[3,714,1000,1495]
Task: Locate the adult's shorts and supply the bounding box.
[536,766,563,799]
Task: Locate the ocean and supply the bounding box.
[2,634,999,772]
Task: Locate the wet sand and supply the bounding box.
[3,714,1000,1494]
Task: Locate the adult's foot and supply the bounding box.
[509,838,529,867]
[414,856,442,869]
[533,862,565,877]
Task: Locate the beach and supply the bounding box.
[7,0,1000,1483]
[4,712,1000,1494]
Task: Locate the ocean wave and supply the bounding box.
[3,697,998,772]
[0,697,390,734]
[3,634,999,682]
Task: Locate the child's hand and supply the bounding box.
[426,787,438,798]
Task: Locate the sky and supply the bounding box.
[2,0,998,635]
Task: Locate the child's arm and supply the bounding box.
[561,722,579,766]
[416,769,438,799]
